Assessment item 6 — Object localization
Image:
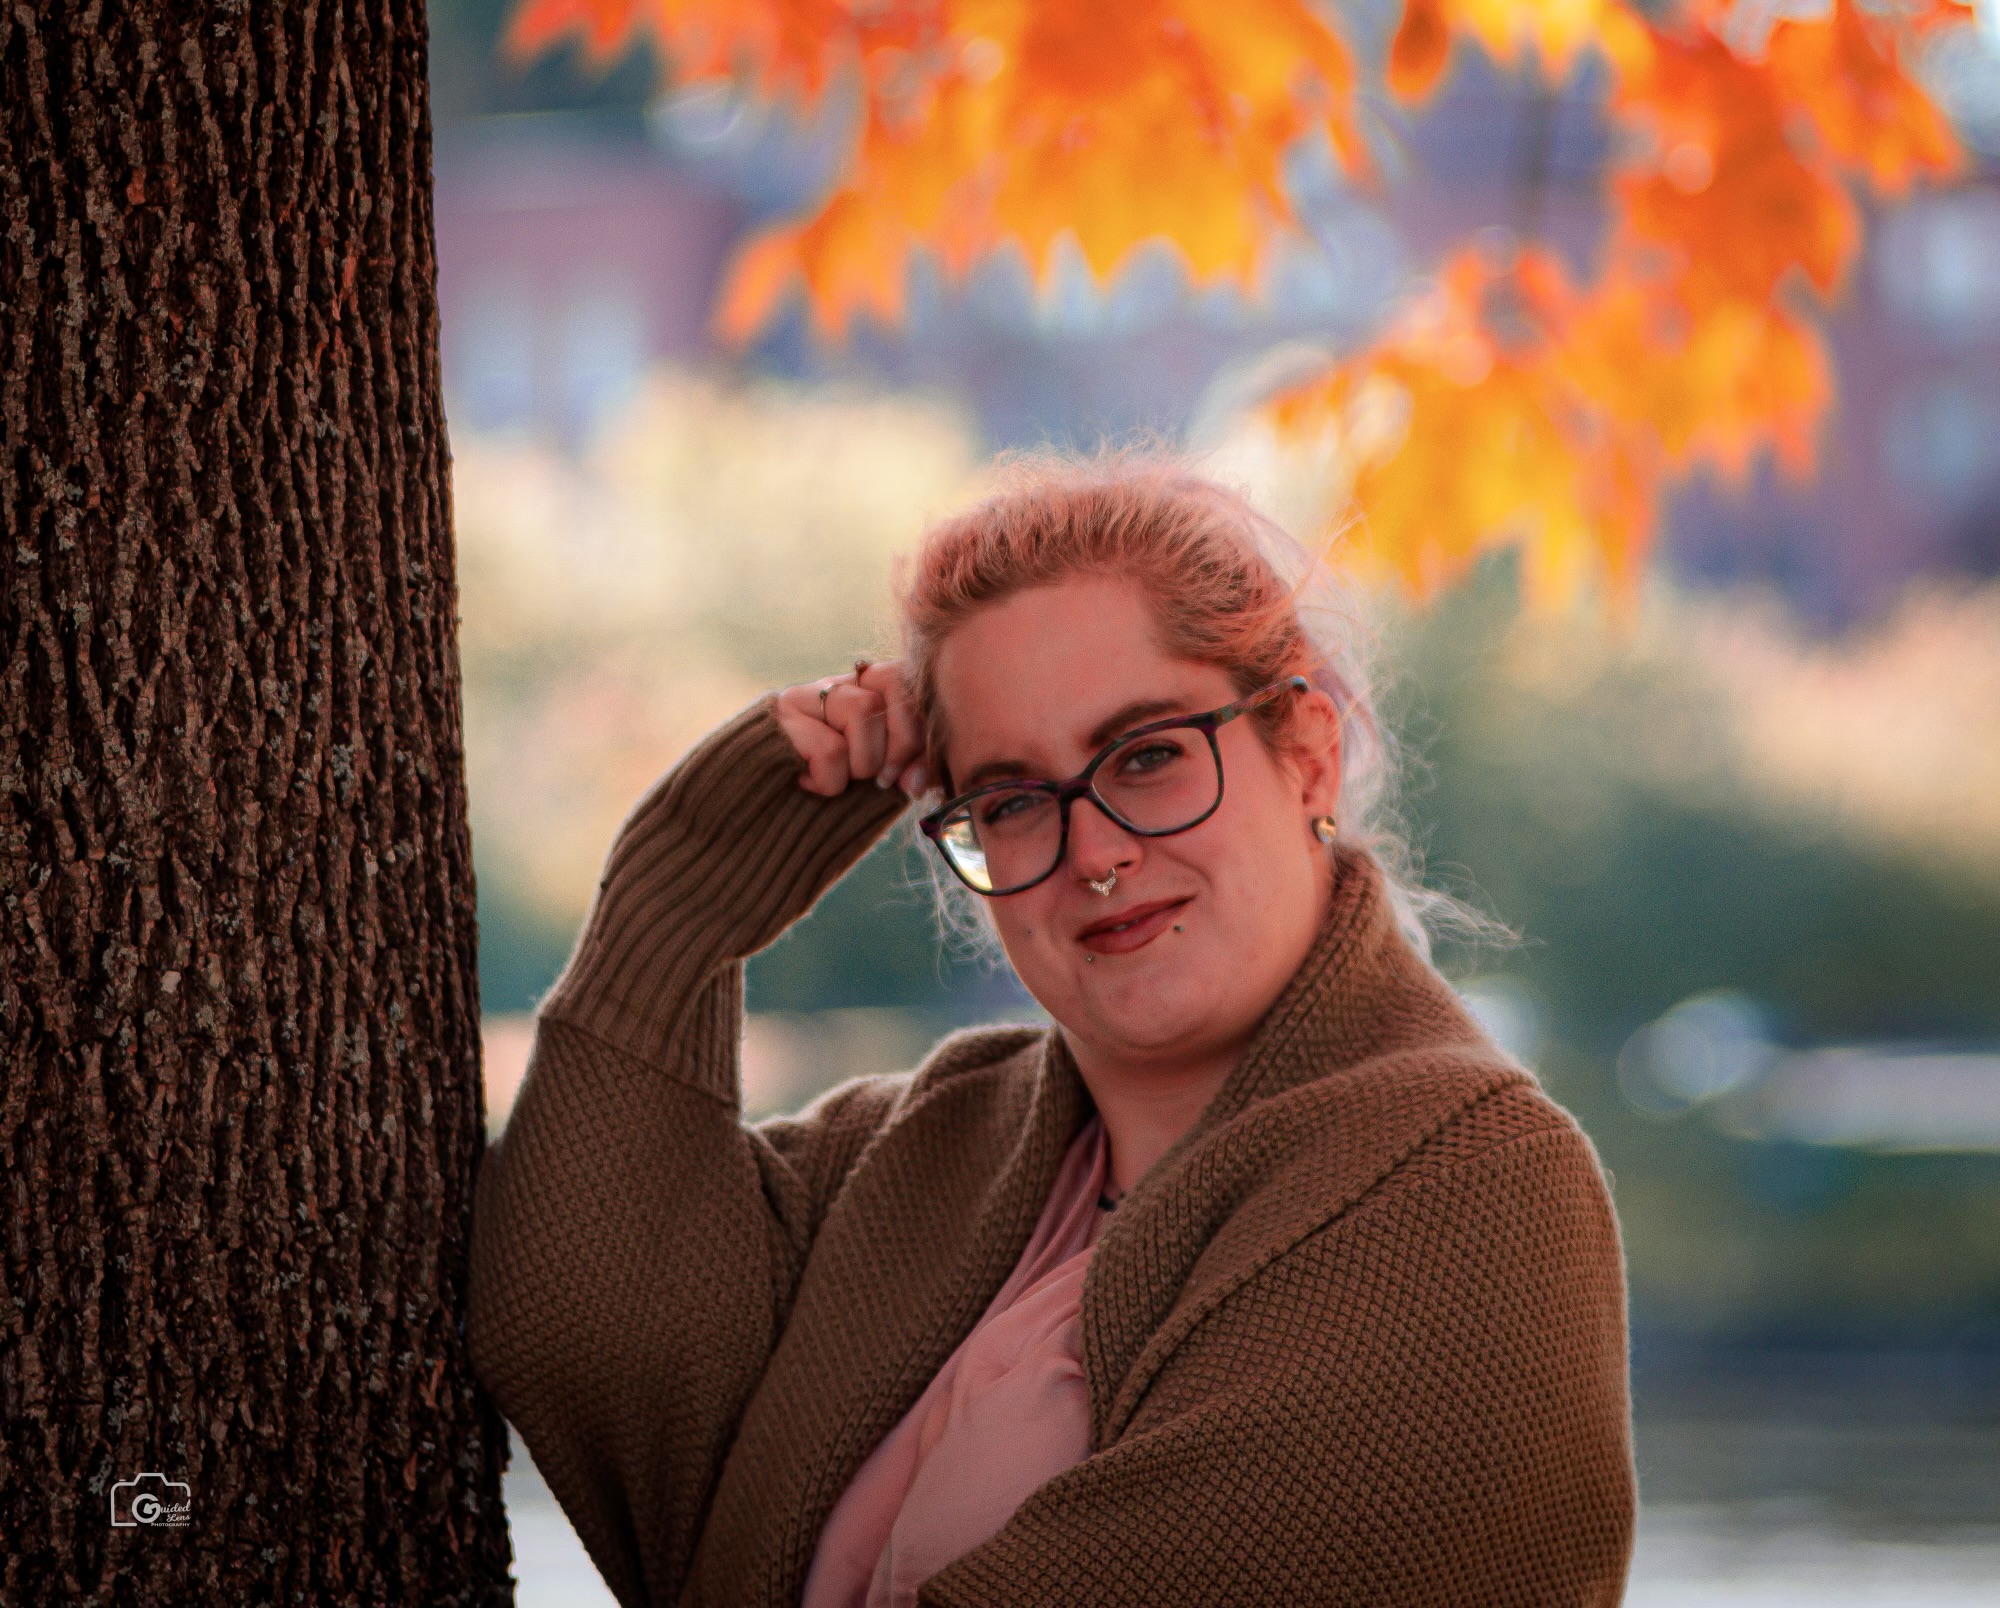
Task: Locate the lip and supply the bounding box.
[1077,897,1192,956]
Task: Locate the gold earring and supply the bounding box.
[1312,814,1337,844]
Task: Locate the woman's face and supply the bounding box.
[933,575,1343,1079]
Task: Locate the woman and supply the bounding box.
[467,458,1636,1607]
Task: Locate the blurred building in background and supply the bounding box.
[435,119,740,443]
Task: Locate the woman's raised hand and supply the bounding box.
[775,659,931,800]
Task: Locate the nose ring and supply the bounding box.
[1086,868,1118,897]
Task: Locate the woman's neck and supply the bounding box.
[1065,1033,1242,1199]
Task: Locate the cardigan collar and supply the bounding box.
[1137,839,1498,1149]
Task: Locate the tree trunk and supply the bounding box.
[0,3,510,1602]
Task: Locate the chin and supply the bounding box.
[1078,960,1216,1045]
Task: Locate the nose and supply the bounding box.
[1066,794,1141,890]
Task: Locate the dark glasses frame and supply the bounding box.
[918,675,1310,896]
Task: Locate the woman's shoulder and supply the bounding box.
[1193,1045,1610,1265]
[905,1021,1052,1099]
[1331,1043,1611,1202]
[1284,1050,1620,1285]
[1394,1041,1583,1133]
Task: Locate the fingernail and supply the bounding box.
[900,764,929,797]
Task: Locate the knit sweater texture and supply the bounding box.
[466,692,1637,1607]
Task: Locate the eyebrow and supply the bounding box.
[1088,697,1189,749]
[958,697,1193,790]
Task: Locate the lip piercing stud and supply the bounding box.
[1085,954,1097,963]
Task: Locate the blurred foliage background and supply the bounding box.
[457,359,2000,1342]
[431,0,2000,1596]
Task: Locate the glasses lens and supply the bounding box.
[1093,727,1220,832]
[938,786,1061,894]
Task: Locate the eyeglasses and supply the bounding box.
[918,676,1310,896]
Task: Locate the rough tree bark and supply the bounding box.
[0,3,511,1602]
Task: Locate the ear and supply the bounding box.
[1288,687,1344,819]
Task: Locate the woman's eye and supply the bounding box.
[979,792,1033,826]
[1118,740,1184,775]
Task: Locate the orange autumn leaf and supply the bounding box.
[1608,18,1860,307]
[506,0,649,68]
[510,0,1980,606]
[1388,0,1626,102]
[1271,250,1658,608]
[514,0,1365,334]
[1567,271,1833,483]
[980,0,1363,286]
[715,84,986,338]
[1387,0,1452,102]
[1767,0,1964,197]
[1281,0,1970,601]
[724,0,1365,332]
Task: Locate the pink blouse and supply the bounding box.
[800,1113,1113,1608]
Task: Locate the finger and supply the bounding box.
[869,665,925,787]
[827,681,890,785]
[792,716,853,796]
[774,687,852,795]
[775,678,841,733]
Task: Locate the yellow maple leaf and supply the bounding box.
[1271,250,1657,609]
[521,0,1368,335]
[1389,0,1626,101]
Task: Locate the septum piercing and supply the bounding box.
[1086,868,1119,897]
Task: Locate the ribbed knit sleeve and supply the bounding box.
[467,692,916,1608]
[540,690,912,1092]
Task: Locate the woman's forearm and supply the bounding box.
[539,690,910,1093]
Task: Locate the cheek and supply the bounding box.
[1196,789,1316,921]
[988,894,1095,1007]
[986,893,1053,959]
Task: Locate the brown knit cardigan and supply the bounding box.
[467,693,1637,1607]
